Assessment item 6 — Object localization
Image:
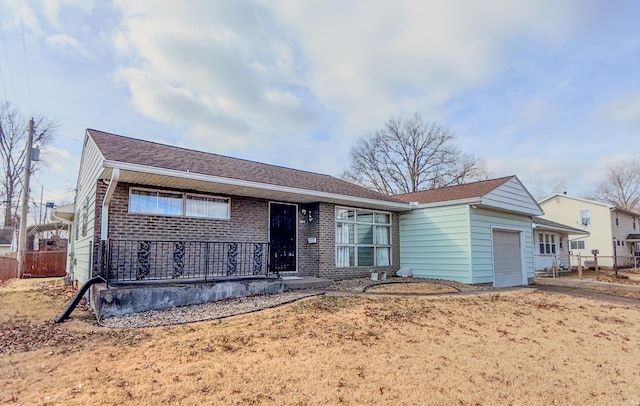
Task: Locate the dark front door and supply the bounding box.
[269,203,297,273]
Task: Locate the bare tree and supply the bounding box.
[0,101,58,227]
[342,113,486,195]
[530,177,567,201]
[591,160,640,212]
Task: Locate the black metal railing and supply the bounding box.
[96,240,294,285]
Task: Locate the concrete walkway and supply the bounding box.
[532,277,640,307]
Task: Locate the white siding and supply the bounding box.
[482,177,543,216]
[533,231,570,271]
[470,208,534,284]
[71,134,105,285]
[400,204,472,283]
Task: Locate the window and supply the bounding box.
[539,233,544,254]
[559,237,563,249]
[538,233,556,255]
[129,188,230,219]
[570,240,586,250]
[336,207,391,267]
[580,210,591,226]
[616,217,619,226]
[185,195,230,219]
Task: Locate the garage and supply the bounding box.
[492,229,524,287]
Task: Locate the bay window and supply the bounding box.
[336,207,391,267]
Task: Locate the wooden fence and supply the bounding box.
[0,251,67,281]
[0,256,17,281]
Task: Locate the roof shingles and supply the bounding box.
[394,177,514,204]
[88,129,401,203]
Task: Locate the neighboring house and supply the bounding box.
[0,227,16,255]
[531,217,589,272]
[26,222,69,251]
[539,194,640,267]
[69,129,409,291]
[395,176,543,288]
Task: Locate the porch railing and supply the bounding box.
[96,240,291,285]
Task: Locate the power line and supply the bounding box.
[0,18,16,102]
[18,0,33,113]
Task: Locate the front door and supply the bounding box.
[269,203,297,273]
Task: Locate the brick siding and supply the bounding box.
[93,181,400,280]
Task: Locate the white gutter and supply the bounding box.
[103,160,413,211]
[101,168,120,240]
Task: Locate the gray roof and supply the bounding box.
[532,217,589,235]
[394,177,514,204]
[88,129,402,204]
[0,227,15,245]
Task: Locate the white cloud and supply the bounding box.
[597,93,640,125]
[45,33,90,57]
[112,1,317,154]
[108,1,592,175]
[39,0,94,29]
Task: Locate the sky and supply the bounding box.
[0,0,639,211]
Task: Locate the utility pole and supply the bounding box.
[17,118,34,279]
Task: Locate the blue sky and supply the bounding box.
[1,0,639,208]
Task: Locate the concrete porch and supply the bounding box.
[281,276,333,290]
[91,276,285,319]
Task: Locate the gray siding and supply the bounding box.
[400,204,472,283]
[470,208,534,284]
[71,135,105,285]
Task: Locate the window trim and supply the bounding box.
[580,210,591,227]
[335,206,392,268]
[570,240,586,250]
[128,187,231,220]
[538,232,557,255]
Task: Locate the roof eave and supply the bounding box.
[103,160,413,211]
[410,197,482,209]
[532,223,590,235]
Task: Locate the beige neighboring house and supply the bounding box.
[538,194,640,267]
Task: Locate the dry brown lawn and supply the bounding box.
[1,278,640,405]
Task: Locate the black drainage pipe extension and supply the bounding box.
[55,276,104,324]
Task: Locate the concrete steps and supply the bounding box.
[281,276,333,291]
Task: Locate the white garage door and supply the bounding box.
[492,230,523,288]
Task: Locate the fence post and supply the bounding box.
[594,254,599,281]
[204,242,210,282]
[577,253,582,279]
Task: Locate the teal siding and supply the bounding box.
[400,205,472,283]
[482,177,543,216]
[470,208,534,284]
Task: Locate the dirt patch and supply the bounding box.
[364,281,459,295]
[2,279,640,405]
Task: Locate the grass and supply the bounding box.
[1,278,639,405]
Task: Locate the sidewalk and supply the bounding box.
[533,276,640,304]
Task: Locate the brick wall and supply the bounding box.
[297,203,320,277]
[94,181,400,280]
[317,203,400,280]
[105,182,268,242]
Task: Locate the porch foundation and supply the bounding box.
[90,277,284,319]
